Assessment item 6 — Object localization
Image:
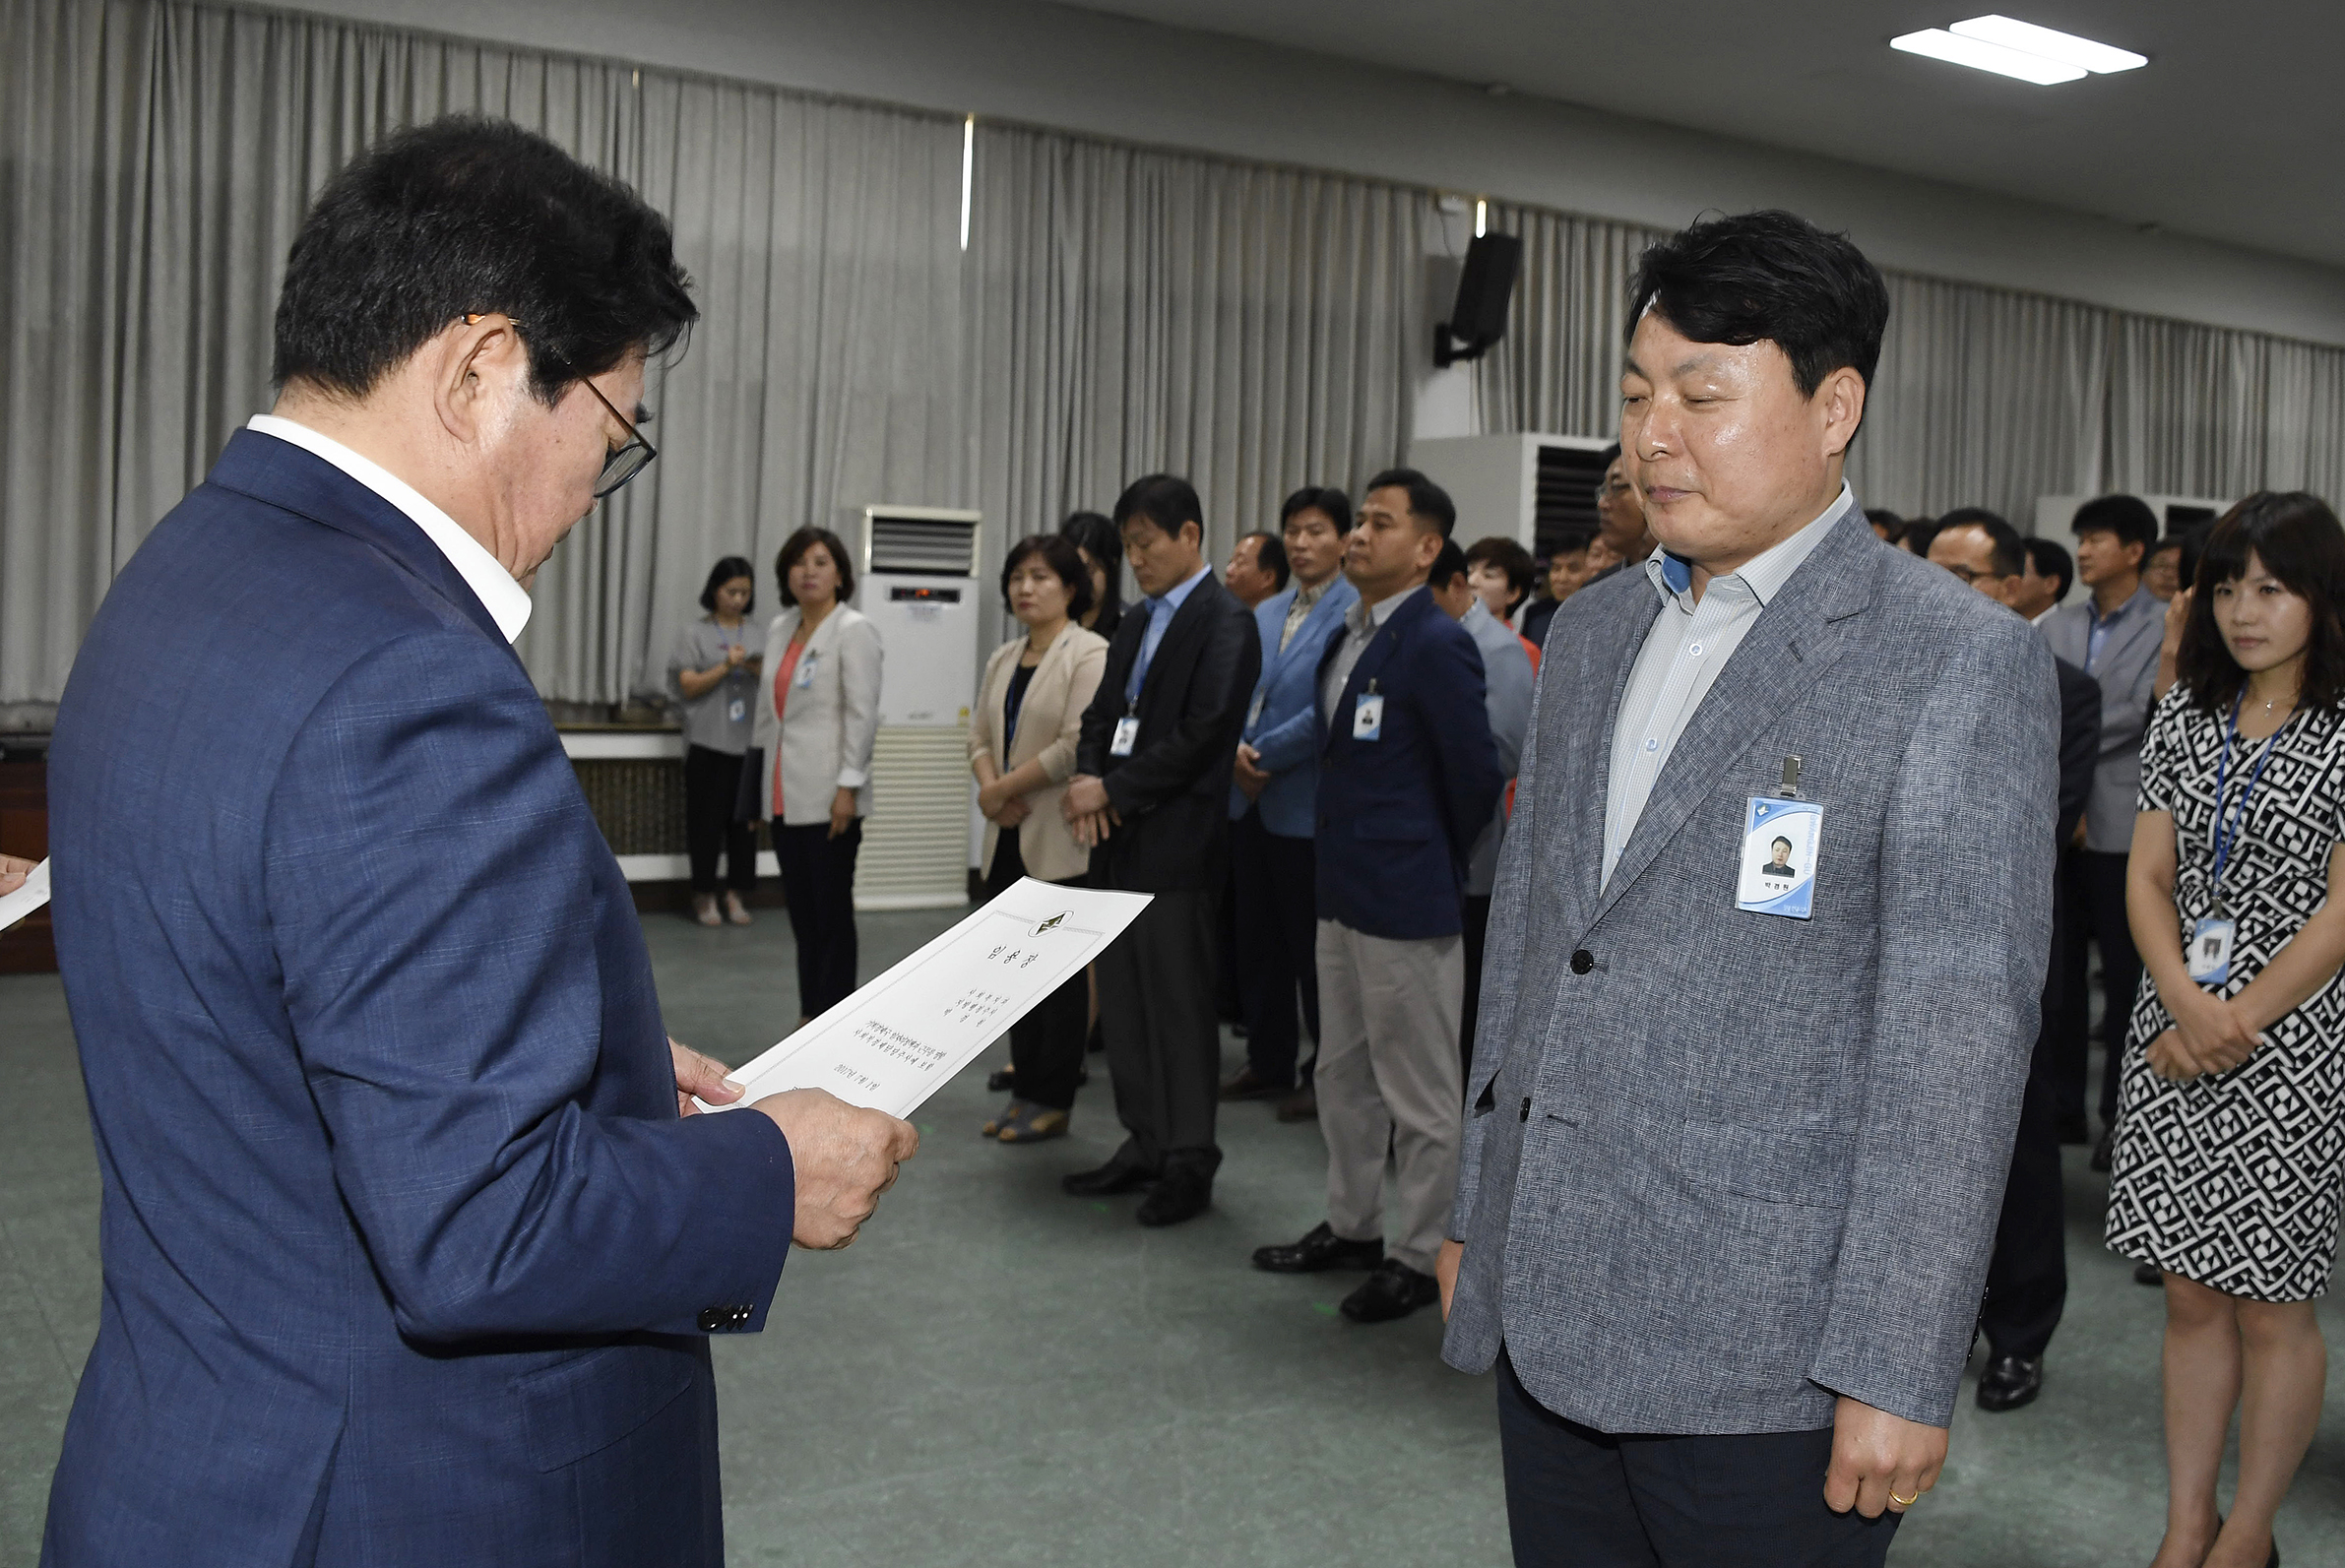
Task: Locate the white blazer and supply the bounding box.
[968,622,1109,885]
[749,602,883,826]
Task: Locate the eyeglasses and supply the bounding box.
[462,314,658,498]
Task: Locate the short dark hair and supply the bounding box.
[1363,468,1456,537]
[1000,533,1095,622]
[1546,526,1597,558]
[1901,519,1940,557]
[1627,210,1890,398]
[274,116,696,404]
[1771,836,1793,852]
[775,527,855,607]
[1466,536,1537,613]
[1933,507,2026,578]
[2176,492,2345,714]
[2026,537,2074,601]
[1280,486,1353,534]
[1600,442,1621,466]
[1236,531,1290,591]
[1867,508,1906,542]
[1112,474,1204,543]
[699,555,755,614]
[1428,537,1471,591]
[2072,494,2160,556]
[2146,537,2183,563]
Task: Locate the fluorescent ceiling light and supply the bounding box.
[1890,29,2085,84]
[1950,15,2147,74]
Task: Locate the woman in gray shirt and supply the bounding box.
[666,556,766,925]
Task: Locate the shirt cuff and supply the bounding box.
[836,768,868,788]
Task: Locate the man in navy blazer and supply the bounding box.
[1250,470,1501,1323]
[41,118,915,1568]
[1222,486,1358,1116]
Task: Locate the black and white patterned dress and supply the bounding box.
[2105,689,2345,1301]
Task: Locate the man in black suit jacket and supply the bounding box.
[1062,474,1263,1225]
[1928,513,2101,1412]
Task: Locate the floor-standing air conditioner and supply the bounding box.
[853,505,982,910]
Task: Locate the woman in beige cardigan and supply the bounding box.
[970,534,1109,1143]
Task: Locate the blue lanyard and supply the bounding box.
[2210,693,2286,910]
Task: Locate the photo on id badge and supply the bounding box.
[1737,797,1820,918]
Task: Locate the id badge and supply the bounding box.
[727,698,746,723]
[1736,796,1821,919]
[1352,692,1385,741]
[793,651,820,690]
[1109,716,1141,757]
[2187,916,2237,985]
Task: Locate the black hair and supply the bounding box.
[1466,535,1537,613]
[1363,468,1457,537]
[1627,210,1890,398]
[775,527,855,607]
[1866,508,1905,542]
[2175,524,2211,596]
[2026,537,2074,601]
[1932,507,2026,578]
[1901,519,1940,557]
[1280,486,1354,534]
[2071,494,2160,558]
[2176,492,2345,715]
[1000,533,1095,623]
[1428,537,1471,591]
[1057,510,1124,627]
[1237,531,1290,592]
[274,115,696,404]
[1600,441,1622,465]
[1111,474,1204,543]
[1547,526,1598,557]
[699,555,755,615]
[1771,836,1793,852]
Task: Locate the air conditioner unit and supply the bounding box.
[1409,432,1614,564]
[853,505,982,911]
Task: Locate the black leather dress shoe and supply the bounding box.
[1976,1352,2043,1411]
[1136,1171,1211,1226]
[1219,1064,1292,1101]
[1061,1159,1153,1198]
[1251,1222,1385,1275]
[1340,1259,1439,1323]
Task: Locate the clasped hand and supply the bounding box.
[976,777,1030,828]
[1232,742,1269,801]
[1062,774,1120,848]
[2148,985,2263,1081]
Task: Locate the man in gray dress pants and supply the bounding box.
[1438,211,2060,1564]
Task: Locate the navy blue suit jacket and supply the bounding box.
[42,431,794,1567]
[1311,588,1504,940]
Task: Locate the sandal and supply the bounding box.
[981,1098,1027,1139]
[995,1103,1068,1144]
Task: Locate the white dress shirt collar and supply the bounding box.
[246,414,533,644]
[1643,481,1855,614]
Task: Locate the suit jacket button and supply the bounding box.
[1570,949,1594,974]
[697,1307,727,1333]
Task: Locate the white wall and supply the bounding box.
[274,0,2345,347]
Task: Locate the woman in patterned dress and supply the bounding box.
[2105,492,2345,1568]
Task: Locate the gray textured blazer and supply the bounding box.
[1442,508,2060,1434]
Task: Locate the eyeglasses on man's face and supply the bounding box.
[462,314,658,499]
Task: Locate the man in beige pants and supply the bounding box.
[1248,470,1503,1321]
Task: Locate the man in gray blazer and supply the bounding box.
[2037,494,2163,1154]
[1439,211,2059,1565]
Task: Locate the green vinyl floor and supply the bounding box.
[4,903,2342,1565]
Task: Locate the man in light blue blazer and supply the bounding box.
[42,118,915,1568]
[1222,487,1359,1118]
[1440,212,2057,1566]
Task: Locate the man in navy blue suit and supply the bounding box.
[41,117,916,1568]
[1250,470,1502,1322]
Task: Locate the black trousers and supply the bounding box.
[1497,1352,1898,1568]
[1097,886,1222,1178]
[1461,892,1492,1083]
[983,834,1088,1112]
[775,819,860,1019]
[683,744,758,895]
[1981,864,2072,1359]
[2055,847,2140,1126]
[1230,808,1320,1089]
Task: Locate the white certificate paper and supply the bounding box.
[701,877,1153,1118]
[0,857,49,933]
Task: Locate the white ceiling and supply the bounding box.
[1055,1,2345,269]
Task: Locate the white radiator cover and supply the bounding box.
[855,724,976,909]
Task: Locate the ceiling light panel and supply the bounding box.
[1949,15,2147,74]
[1890,28,2085,84]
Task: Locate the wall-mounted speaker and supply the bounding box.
[1435,232,1523,368]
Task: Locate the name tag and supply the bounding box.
[1109,716,1141,757]
[793,652,820,690]
[1352,692,1385,741]
[2187,916,2237,985]
[1737,796,1821,919]
[727,698,746,723]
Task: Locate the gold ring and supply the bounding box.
[1889,1491,1919,1508]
